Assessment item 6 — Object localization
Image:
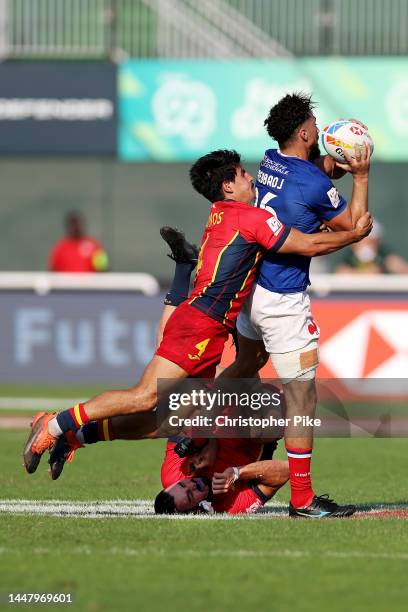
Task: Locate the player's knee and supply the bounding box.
[272,460,290,487]
[271,340,319,385]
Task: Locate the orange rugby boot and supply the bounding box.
[23,411,57,474]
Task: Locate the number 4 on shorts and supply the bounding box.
[188,338,210,361]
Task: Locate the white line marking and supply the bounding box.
[0,398,84,411]
[0,499,286,519]
[0,544,407,562]
[1,499,407,520]
[325,551,408,560]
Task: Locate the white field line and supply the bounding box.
[0,499,287,520]
[0,544,408,562]
[0,398,84,411]
[1,499,407,521]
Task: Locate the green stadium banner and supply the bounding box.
[119,57,408,162]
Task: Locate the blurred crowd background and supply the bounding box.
[0,0,407,280]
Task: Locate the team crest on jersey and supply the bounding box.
[266,214,283,236]
[327,186,340,208]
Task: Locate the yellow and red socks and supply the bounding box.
[80,419,116,444]
[54,403,91,434]
[286,446,315,509]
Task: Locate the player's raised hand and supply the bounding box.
[212,467,239,495]
[355,212,373,239]
[336,142,371,176]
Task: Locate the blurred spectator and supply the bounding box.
[335,219,408,274]
[49,211,109,272]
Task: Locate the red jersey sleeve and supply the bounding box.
[240,208,290,252]
[160,441,191,488]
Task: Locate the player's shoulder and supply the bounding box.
[239,204,271,224]
[259,148,290,175]
[213,200,244,227]
[262,148,277,163]
[238,205,285,245]
[294,157,330,181]
[297,160,336,200]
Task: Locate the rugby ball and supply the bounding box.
[322,120,374,163]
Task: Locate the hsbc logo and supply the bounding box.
[350,126,364,135]
[320,310,408,379]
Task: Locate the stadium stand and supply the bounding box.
[3,0,408,59]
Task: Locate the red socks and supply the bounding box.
[286,446,315,508]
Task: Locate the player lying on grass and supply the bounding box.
[48,411,288,516]
[24,149,372,505]
[154,437,289,515]
[47,408,352,518]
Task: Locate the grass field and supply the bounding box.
[1,388,408,612]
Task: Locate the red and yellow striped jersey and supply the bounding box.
[188,200,289,329]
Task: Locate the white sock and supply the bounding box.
[75,430,85,445]
[48,417,63,437]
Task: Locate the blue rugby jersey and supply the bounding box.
[255,149,347,293]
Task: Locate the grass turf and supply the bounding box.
[1,430,408,611]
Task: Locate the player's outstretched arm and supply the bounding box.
[277,212,373,257]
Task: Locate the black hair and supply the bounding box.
[154,489,177,514]
[264,92,316,147]
[189,149,241,202]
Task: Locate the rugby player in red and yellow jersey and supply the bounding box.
[155,437,288,515]
[24,149,373,474]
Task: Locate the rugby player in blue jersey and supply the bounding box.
[232,93,371,518]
